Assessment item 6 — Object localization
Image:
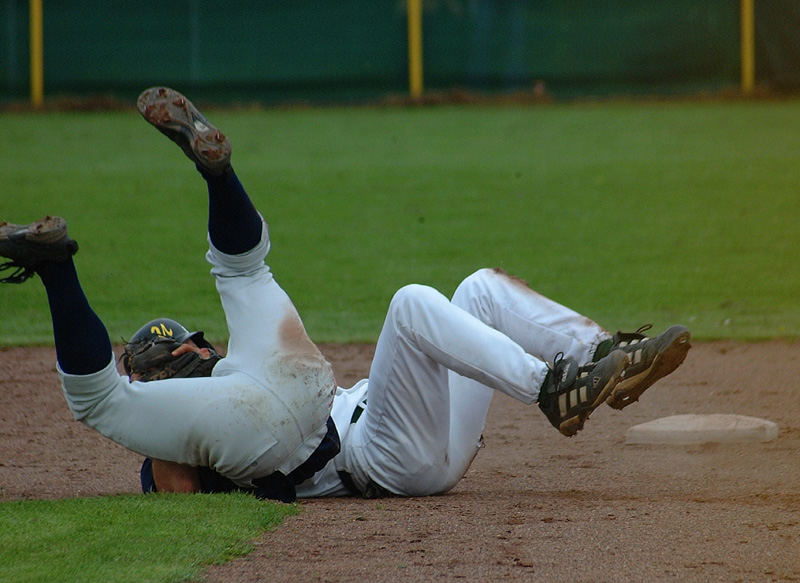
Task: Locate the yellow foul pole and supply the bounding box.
[407,0,423,99]
[30,0,44,107]
[740,0,755,94]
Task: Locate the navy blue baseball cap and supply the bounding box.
[128,317,213,349]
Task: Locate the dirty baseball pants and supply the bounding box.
[47,169,336,487]
[338,268,611,496]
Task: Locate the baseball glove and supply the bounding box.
[121,336,221,381]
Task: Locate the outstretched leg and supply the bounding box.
[137,86,262,255]
[39,260,112,375]
[0,217,111,375]
[136,87,336,480]
[137,86,333,389]
[202,170,262,255]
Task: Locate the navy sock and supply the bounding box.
[201,167,263,254]
[37,260,113,375]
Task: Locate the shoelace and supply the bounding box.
[0,261,35,284]
[549,351,566,371]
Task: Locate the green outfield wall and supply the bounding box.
[2,1,799,104]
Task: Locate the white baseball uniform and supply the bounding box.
[59,218,336,488]
[296,267,610,498]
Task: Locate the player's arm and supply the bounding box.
[151,459,202,493]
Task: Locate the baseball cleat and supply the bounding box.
[604,324,691,410]
[538,350,630,437]
[0,216,79,283]
[137,86,232,176]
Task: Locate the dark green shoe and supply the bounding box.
[538,350,629,437]
[0,216,78,283]
[605,325,691,410]
[137,86,232,176]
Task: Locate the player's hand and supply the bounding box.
[171,342,213,359]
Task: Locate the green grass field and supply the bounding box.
[2,99,800,344]
[2,98,800,581]
[0,493,297,583]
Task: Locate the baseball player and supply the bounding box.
[131,271,690,499]
[0,87,691,500]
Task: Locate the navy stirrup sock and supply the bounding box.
[37,260,113,375]
[202,167,263,255]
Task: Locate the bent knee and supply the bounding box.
[388,284,441,315]
[453,268,495,293]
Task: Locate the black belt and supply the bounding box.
[253,416,341,502]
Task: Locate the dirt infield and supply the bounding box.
[1,341,799,582]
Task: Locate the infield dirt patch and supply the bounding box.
[1,341,798,582]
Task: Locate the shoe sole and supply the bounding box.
[137,87,231,175]
[606,325,691,410]
[1,215,68,244]
[0,216,78,282]
[0,215,77,255]
[559,350,630,437]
